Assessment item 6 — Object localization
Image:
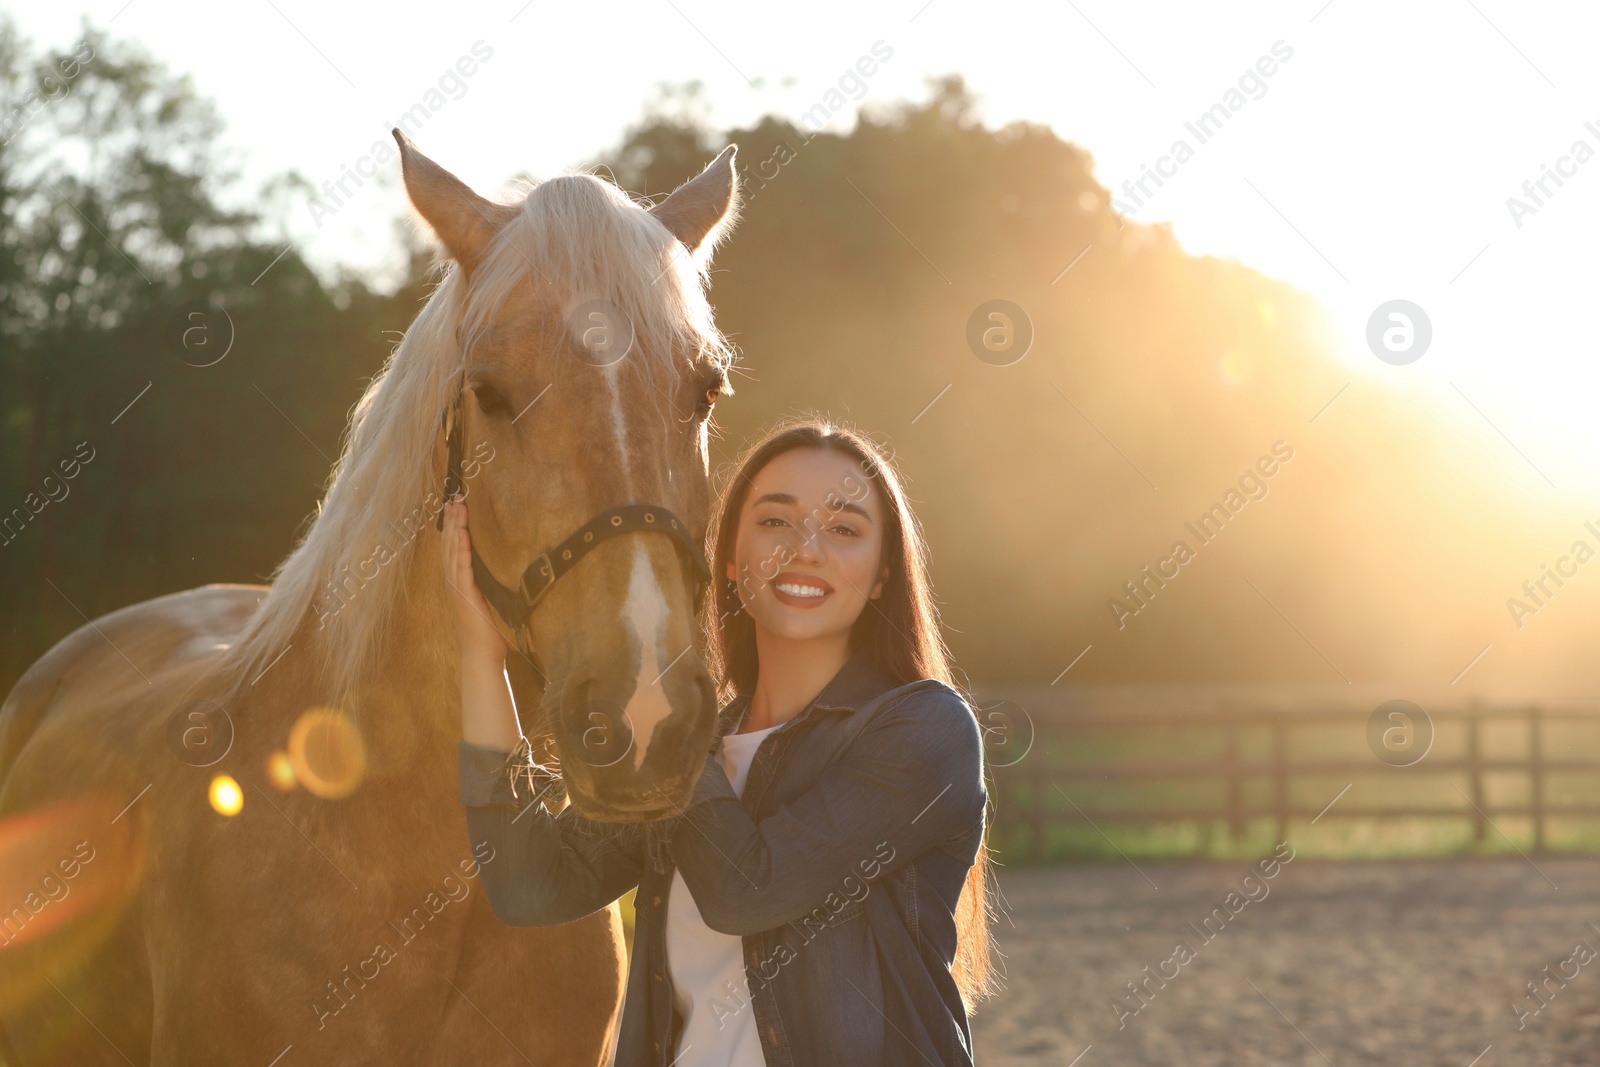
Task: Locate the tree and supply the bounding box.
[0,17,411,689]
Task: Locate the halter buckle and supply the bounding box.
[519,552,556,608]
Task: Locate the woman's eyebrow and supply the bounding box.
[752,491,872,521]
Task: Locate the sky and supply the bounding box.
[11,0,1600,501]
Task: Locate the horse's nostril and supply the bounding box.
[560,674,596,715]
[560,675,640,770]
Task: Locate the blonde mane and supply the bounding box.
[204,171,735,711]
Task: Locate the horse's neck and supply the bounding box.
[289,546,462,773]
[356,545,553,757]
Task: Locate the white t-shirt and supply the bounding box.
[666,721,784,1066]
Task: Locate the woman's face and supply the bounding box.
[725,446,889,644]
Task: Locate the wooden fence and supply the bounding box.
[983,703,1600,860]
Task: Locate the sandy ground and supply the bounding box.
[970,855,1600,1066]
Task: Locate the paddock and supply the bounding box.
[971,856,1600,1066]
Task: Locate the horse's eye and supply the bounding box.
[696,373,725,418]
[473,383,512,418]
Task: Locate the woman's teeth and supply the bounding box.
[776,583,826,597]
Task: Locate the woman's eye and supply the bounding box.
[830,524,859,537]
[758,516,789,528]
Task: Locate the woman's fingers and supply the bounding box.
[443,500,465,566]
[456,520,481,601]
[440,497,502,656]
[441,501,461,577]
[445,498,493,615]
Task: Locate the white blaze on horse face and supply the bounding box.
[605,362,632,491]
[621,541,671,772]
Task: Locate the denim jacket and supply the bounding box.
[458,646,989,1066]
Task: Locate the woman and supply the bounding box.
[449,418,998,1066]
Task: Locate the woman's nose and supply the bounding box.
[790,528,825,563]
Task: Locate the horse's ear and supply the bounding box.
[649,144,741,264]
[392,129,517,270]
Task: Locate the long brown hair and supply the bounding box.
[705,416,1000,1014]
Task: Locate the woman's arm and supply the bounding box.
[666,681,987,936]
[443,494,645,926]
[441,494,522,749]
[459,739,645,927]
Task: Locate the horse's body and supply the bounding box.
[0,134,740,1065]
[1,582,626,1066]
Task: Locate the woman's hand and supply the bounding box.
[440,494,507,665]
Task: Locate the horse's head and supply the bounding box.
[397,132,739,821]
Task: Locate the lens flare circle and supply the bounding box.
[209,775,244,816]
[287,708,368,799]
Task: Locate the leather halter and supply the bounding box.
[434,384,712,653]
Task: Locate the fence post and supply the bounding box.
[1530,706,1545,853]
[1273,717,1289,844]
[1225,720,1243,843]
[1468,711,1486,845]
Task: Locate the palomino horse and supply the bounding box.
[0,131,741,1065]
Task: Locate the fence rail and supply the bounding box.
[984,704,1600,859]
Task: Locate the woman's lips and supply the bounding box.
[771,572,833,608]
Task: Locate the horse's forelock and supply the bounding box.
[458,173,733,379]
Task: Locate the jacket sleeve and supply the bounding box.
[665,683,987,936]
[459,739,646,927]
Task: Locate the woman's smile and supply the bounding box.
[772,571,834,607]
